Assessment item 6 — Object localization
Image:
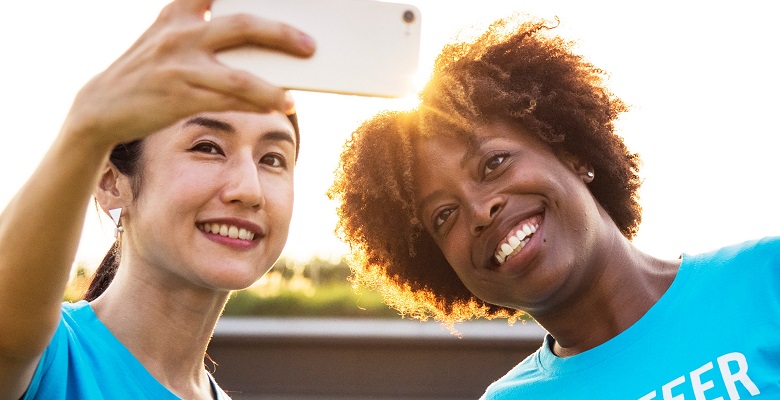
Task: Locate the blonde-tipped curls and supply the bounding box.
[329,16,640,325]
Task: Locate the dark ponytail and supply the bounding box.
[83,140,144,301]
[84,241,120,301]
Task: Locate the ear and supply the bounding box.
[558,151,595,184]
[94,162,134,216]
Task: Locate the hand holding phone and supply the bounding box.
[211,0,422,98]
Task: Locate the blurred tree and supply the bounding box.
[63,257,397,318]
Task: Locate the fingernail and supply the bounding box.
[284,91,296,115]
[298,32,316,53]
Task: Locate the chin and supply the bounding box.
[201,264,273,291]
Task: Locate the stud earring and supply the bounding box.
[587,171,595,179]
[109,208,124,238]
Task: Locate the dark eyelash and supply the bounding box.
[483,151,510,176]
[190,141,223,155]
[433,207,454,233]
[261,153,288,168]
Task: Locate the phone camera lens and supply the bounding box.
[402,10,415,23]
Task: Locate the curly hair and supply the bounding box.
[329,16,641,325]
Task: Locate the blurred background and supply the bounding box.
[2,0,778,318]
[2,1,779,398]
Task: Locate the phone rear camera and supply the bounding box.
[402,10,415,23]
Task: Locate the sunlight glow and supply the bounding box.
[1,0,778,270]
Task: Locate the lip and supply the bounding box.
[481,208,545,270]
[196,217,265,250]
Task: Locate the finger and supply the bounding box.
[182,64,289,113]
[152,0,212,27]
[166,0,213,16]
[183,86,277,116]
[205,14,316,57]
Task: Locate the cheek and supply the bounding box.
[184,159,232,187]
[439,228,474,278]
[165,176,216,212]
[266,177,295,222]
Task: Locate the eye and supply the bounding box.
[189,141,224,155]
[433,207,456,231]
[482,152,509,177]
[260,153,288,169]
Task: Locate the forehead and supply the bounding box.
[411,120,561,183]
[191,111,295,141]
[148,111,296,147]
[414,120,542,158]
[410,130,479,194]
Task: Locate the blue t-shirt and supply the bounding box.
[23,300,231,399]
[481,238,780,399]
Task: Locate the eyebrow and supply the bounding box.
[261,130,296,147]
[418,135,496,219]
[460,135,491,168]
[419,137,484,218]
[418,188,444,219]
[183,116,235,133]
[183,116,296,147]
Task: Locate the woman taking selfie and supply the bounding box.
[0,0,314,398]
[329,17,780,399]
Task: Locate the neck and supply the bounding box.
[89,263,229,398]
[530,232,680,358]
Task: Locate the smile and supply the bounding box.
[493,215,542,266]
[198,223,257,241]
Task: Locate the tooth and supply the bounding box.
[508,235,521,249]
[495,253,505,264]
[210,224,220,234]
[531,224,538,233]
[228,226,239,238]
[203,223,211,232]
[219,225,228,236]
[248,232,255,240]
[500,243,513,255]
[238,228,248,240]
[522,225,533,235]
[515,230,527,241]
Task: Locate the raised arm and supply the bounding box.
[0,0,314,397]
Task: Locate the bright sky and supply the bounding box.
[1,0,778,269]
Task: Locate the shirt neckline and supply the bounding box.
[536,253,693,375]
[71,300,228,399]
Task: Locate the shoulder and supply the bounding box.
[680,237,780,292]
[481,346,546,399]
[22,302,88,399]
[35,301,91,359]
[24,301,181,399]
[720,236,780,256]
[685,236,780,270]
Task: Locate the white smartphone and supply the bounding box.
[211,0,422,98]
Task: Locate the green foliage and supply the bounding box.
[223,282,398,318]
[63,264,90,302]
[222,256,399,318]
[64,256,399,318]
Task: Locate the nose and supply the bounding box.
[222,154,265,209]
[469,194,504,236]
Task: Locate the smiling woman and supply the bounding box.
[85,112,299,301]
[329,15,780,399]
[0,0,316,398]
[330,16,641,324]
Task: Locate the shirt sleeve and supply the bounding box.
[22,316,67,400]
